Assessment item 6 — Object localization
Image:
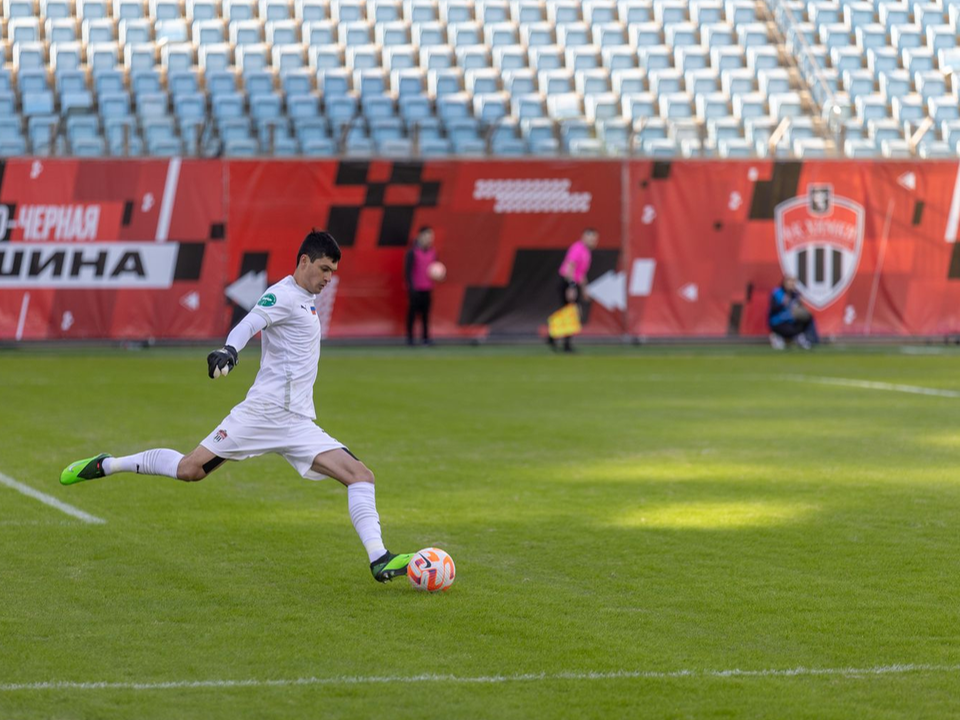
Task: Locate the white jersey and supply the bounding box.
[244,275,322,419]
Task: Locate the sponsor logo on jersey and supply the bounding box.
[258,293,277,307]
[774,185,864,310]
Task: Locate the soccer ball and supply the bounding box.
[427,261,447,282]
[407,548,456,592]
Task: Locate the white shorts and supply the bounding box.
[200,401,346,481]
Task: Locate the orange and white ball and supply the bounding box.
[407,547,456,592]
[427,262,447,282]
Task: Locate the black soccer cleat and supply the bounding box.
[370,551,415,583]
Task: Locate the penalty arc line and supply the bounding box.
[0,472,105,525]
[2,664,960,692]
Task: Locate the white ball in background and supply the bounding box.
[427,262,447,283]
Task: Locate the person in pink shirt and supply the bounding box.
[549,228,598,353]
[404,226,437,346]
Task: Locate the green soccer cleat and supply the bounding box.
[370,551,415,583]
[60,453,111,486]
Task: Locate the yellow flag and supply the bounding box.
[547,303,582,339]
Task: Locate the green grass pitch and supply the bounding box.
[2,344,960,719]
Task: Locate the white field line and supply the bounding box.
[459,373,960,396]
[0,472,105,525]
[900,346,951,355]
[2,664,959,692]
[780,374,960,399]
[155,157,182,242]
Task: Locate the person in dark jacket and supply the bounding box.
[768,275,818,350]
[404,226,437,346]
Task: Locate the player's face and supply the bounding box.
[302,255,339,294]
[784,276,797,292]
[583,231,599,249]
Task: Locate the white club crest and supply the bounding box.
[774,185,865,310]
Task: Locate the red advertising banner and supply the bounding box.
[225,159,623,339]
[625,160,960,338]
[0,158,228,340]
[2,158,960,342]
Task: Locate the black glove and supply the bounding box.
[207,345,238,379]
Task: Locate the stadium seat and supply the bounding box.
[28,115,62,153]
[880,138,911,158]
[892,95,924,125]
[224,137,259,156]
[593,114,625,147]
[707,116,742,142]
[415,137,449,156]
[919,141,952,158]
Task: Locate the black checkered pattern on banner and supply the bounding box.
[326,161,441,247]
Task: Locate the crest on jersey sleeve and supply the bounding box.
[774,185,864,310]
[257,293,277,307]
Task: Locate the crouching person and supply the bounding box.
[768,275,819,350]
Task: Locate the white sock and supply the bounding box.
[103,449,184,479]
[348,482,388,563]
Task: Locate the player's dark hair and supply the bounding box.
[417,226,433,235]
[297,230,341,265]
[584,227,598,235]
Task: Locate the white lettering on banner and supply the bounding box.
[779,218,858,252]
[0,243,179,289]
[13,205,102,242]
[473,179,591,213]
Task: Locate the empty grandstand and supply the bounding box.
[0,0,957,157]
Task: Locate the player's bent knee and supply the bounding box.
[176,461,206,482]
[345,466,375,485]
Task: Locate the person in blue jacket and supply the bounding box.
[768,275,818,350]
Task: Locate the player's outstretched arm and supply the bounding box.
[206,311,268,379]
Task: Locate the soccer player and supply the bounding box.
[59,230,415,584]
